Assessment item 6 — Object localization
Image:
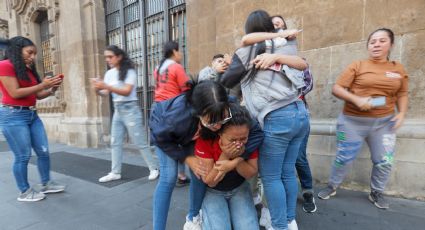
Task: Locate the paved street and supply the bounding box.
[0,141,424,230]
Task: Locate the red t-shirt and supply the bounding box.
[195,137,258,161]
[195,137,258,191]
[154,63,189,102]
[0,60,38,106]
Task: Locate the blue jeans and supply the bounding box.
[111,101,157,173]
[178,161,186,175]
[259,101,309,230]
[202,182,259,230]
[153,146,178,230]
[153,147,205,229]
[188,169,206,220]
[295,117,313,191]
[0,107,50,193]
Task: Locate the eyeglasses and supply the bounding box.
[104,55,115,59]
[200,108,232,128]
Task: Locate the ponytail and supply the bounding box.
[157,41,179,74]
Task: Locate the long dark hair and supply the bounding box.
[186,80,230,140]
[105,45,134,81]
[3,36,41,83]
[157,41,179,74]
[270,15,287,30]
[244,10,275,83]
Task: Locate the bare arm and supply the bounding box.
[202,154,243,187]
[392,95,408,129]
[251,53,307,70]
[185,155,209,179]
[197,157,217,187]
[241,30,300,47]
[396,96,408,115]
[36,88,54,99]
[332,84,372,111]
[103,83,133,96]
[95,89,110,96]
[241,32,281,47]
[235,158,258,179]
[91,79,133,96]
[0,76,61,99]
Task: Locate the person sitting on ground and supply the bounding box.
[195,103,259,230]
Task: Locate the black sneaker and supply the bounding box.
[302,191,317,213]
[368,190,389,209]
[176,177,190,187]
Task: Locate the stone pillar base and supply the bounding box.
[40,114,107,148]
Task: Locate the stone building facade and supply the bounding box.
[1,0,424,198]
[186,0,425,199]
[1,0,110,148]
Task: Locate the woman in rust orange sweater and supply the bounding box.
[318,28,408,210]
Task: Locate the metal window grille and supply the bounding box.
[104,0,186,139]
[40,14,53,77]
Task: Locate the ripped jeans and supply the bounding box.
[0,107,50,193]
[329,113,396,192]
[111,101,158,173]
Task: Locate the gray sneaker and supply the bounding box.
[17,188,46,202]
[39,181,66,194]
[369,190,389,209]
[318,185,337,200]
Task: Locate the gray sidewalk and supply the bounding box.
[0,141,424,230]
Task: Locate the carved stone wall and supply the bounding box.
[0,19,7,39]
[186,0,425,199]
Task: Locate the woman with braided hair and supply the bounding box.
[0,36,65,202]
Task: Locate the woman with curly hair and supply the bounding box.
[0,36,65,202]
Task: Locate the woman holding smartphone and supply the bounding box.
[318,28,408,210]
[0,36,65,202]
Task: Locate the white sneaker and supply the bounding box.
[259,207,272,229]
[17,188,46,202]
[148,169,159,181]
[288,220,298,230]
[98,173,121,183]
[183,212,202,230]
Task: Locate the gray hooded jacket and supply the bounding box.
[221,38,304,128]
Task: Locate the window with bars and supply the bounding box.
[104,0,186,129]
[36,11,53,77]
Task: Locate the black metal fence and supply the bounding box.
[104,0,186,137]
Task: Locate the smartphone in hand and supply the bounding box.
[370,96,386,107]
[268,63,283,72]
[57,74,64,79]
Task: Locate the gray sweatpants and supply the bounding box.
[328,113,396,192]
